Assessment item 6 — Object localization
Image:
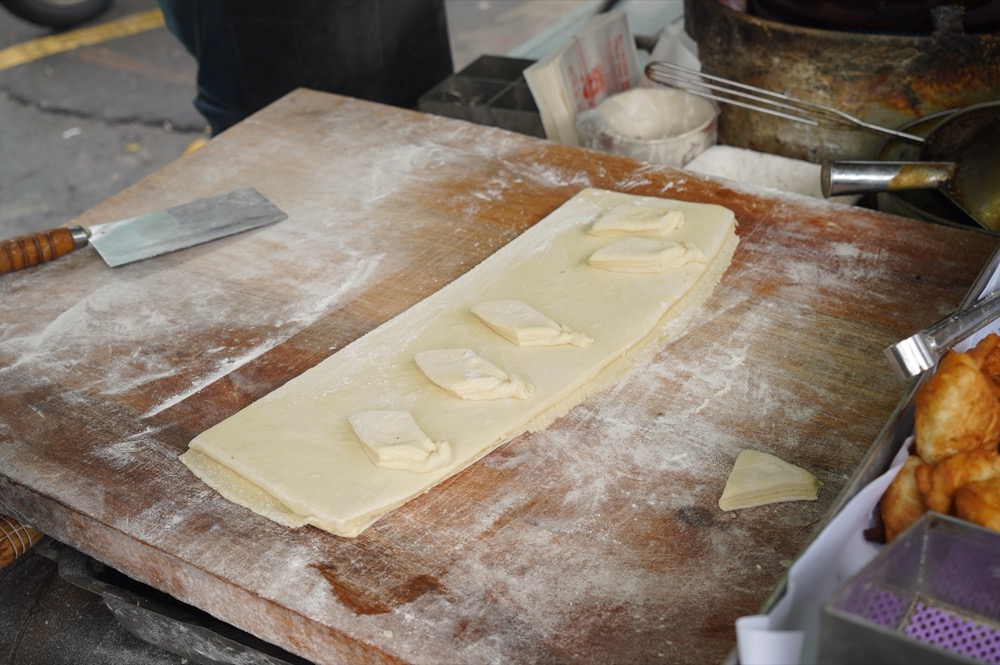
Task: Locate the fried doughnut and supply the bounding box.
[914,448,1000,514]
[880,455,928,542]
[914,349,1000,465]
[966,332,1000,364]
[966,333,1000,378]
[954,476,1000,531]
[968,333,1000,400]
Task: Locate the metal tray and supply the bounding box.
[417,55,544,138]
[820,513,1000,665]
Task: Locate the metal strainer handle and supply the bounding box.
[644,61,926,146]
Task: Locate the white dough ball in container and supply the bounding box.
[575,88,718,167]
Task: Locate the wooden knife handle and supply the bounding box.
[0,513,42,568]
[0,226,90,274]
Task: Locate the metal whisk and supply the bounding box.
[644,61,925,146]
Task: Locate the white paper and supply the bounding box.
[647,20,700,72]
[524,11,640,146]
[736,616,804,665]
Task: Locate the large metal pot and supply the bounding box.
[748,0,1000,32]
[684,0,1000,162]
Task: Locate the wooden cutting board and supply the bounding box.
[1,89,995,664]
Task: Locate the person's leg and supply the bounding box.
[369,0,453,109]
[223,0,453,116]
[159,0,245,135]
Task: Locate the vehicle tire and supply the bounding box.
[0,0,113,29]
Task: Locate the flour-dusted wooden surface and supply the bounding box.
[1,89,996,664]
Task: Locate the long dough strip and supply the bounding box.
[183,188,738,537]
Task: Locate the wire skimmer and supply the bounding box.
[644,61,925,146]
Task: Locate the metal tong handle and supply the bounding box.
[643,61,926,146]
[885,287,1000,379]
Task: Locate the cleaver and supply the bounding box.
[0,187,286,275]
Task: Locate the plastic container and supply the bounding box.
[574,88,718,167]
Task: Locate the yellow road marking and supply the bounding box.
[0,8,164,71]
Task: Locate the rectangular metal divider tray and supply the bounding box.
[821,513,1000,665]
[729,243,1000,664]
[418,56,545,138]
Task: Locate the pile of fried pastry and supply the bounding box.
[880,333,1000,541]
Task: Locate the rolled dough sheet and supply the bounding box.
[182,188,739,537]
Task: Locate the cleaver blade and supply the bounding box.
[0,187,286,274]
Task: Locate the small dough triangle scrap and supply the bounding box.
[718,449,821,511]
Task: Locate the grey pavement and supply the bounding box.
[0,0,204,238]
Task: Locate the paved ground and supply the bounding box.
[0,0,202,238]
[0,0,590,240]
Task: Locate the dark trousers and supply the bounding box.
[159,0,454,134]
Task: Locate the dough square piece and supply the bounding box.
[589,203,685,238]
[182,188,739,537]
[718,449,821,511]
[415,348,534,400]
[348,410,452,473]
[471,299,593,348]
[588,238,706,273]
